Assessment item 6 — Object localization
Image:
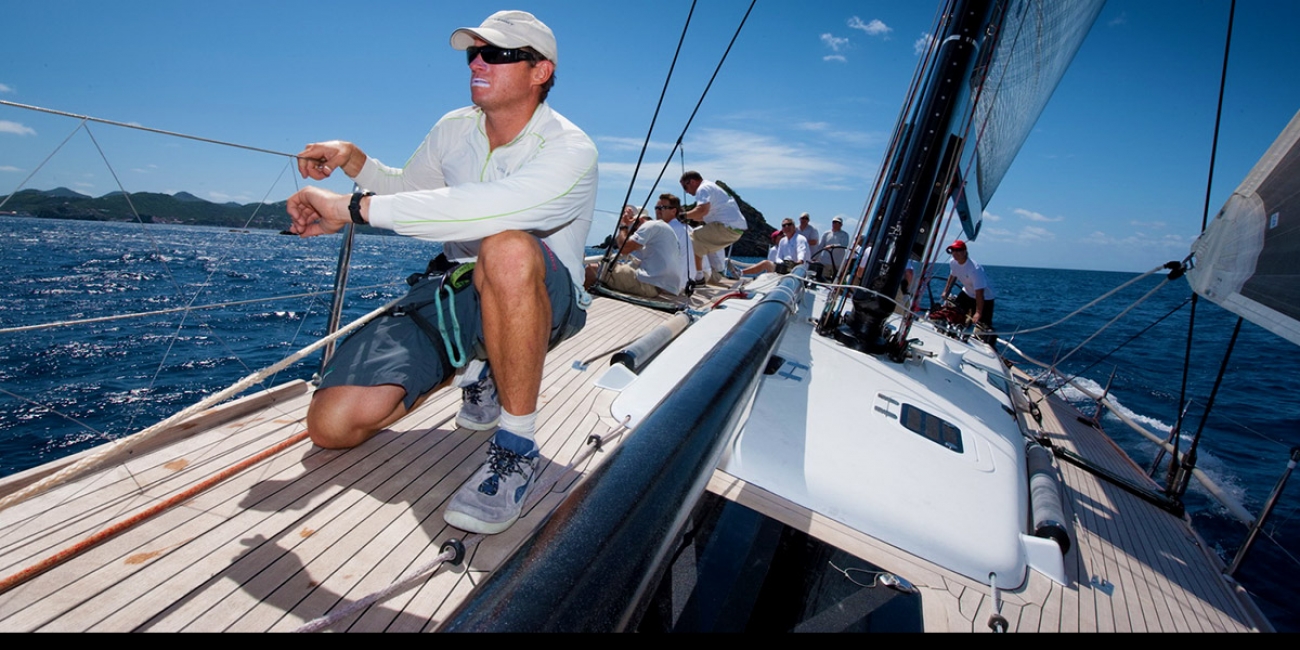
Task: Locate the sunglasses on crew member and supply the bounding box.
[466,45,541,65]
[654,205,676,211]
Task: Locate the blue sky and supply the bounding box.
[2,0,1298,272]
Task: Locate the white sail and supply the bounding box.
[1189,109,1300,347]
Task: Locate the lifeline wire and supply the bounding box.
[0,295,404,514]
[295,535,483,633]
[0,283,398,334]
[0,100,309,161]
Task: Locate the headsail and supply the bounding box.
[1188,110,1300,347]
[955,0,1106,239]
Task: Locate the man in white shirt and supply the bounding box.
[738,218,808,275]
[680,171,747,284]
[285,11,597,535]
[816,215,851,275]
[941,239,998,343]
[592,193,687,297]
[796,212,819,250]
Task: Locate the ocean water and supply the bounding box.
[2,217,1297,630]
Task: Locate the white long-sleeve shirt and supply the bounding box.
[775,233,809,263]
[357,103,598,290]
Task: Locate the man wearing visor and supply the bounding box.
[285,11,597,535]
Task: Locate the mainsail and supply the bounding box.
[1188,110,1300,347]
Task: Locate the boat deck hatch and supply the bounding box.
[900,403,963,453]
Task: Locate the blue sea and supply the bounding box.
[2,216,1297,630]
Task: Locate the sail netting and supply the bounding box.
[955,0,1106,238]
[1188,110,1300,347]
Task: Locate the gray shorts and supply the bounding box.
[318,238,586,409]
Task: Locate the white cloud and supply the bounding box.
[848,17,891,37]
[0,120,36,136]
[1129,219,1166,229]
[914,33,934,56]
[1108,12,1128,27]
[823,54,847,63]
[0,165,21,173]
[0,83,13,93]
[606,128,864,192]
[979,225,1055,245]
[596,136,675,153]
[982,210,1002,222]
[74,181,94,189]
[207,191,253,203]
[1020,225,1054,241]
[820,33,849,53]
[1014,208,1064,223]
[1082,230,1191,251]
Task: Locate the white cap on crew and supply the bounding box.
[450,10,558,63]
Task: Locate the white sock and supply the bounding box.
[499,410,537,441]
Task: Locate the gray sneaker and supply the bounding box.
[444,430,539,534]
[456,372,500,431]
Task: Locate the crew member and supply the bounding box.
[941,239,998,344]
[286,11,597,535]
[680,171,746,285]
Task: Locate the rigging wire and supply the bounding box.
[0,387,109,440]
[0,100,310,162]
[633,0,758,215]
[1042,275,1173,372]
[0,119,87,211]
[604,0,697,261]
[2,102,344,449]
[1172,317,1243,500]
[1166,0,1237,488]
[983,263,1175,339]
[1031,294,1192,404]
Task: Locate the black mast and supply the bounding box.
[837,0,999,356]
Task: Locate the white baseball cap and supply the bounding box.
[450,11,558,64]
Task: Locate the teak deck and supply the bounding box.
[0,289,1267,632]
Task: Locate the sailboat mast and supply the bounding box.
[840,0,1000,354]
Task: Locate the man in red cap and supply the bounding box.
[941,239,998,343]
[285,11,597,535]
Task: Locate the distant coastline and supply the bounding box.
[0,187,405,235]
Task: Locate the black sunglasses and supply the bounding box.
[654,205,676,211]
[466,45,541,65]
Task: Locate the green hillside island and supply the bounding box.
[5,182,779,256]
[1,187,293,231]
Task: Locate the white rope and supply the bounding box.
[0,296,402,514]
[294,535,483,633]
[0,283,399,335]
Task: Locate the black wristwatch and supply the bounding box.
[349,191,374,224]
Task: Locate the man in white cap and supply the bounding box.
[286,10,597,535]
[816,215,850,275]
[796,212,819,250]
